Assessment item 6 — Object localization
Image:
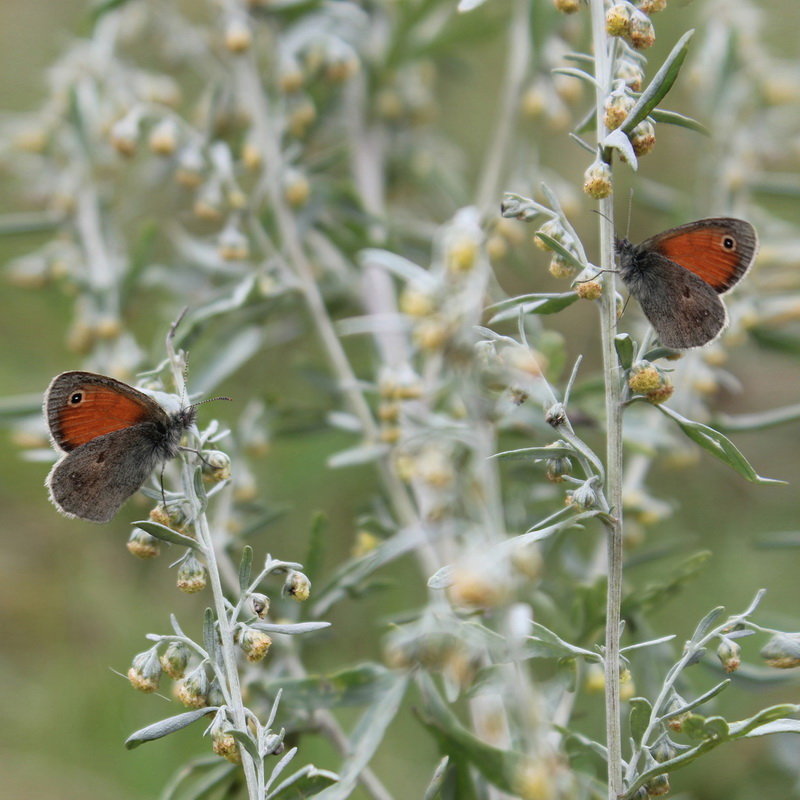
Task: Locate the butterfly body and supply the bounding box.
[614,217,758,349]
[45,371,196,523]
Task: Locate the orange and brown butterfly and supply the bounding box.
[615,217,758,349]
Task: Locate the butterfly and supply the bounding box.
[615,217,758,349]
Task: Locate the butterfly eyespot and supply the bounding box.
[69,392,84,404]
[722,236,736,250]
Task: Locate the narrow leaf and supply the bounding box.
[551,67,600,89]
[314,673,410,799]
[603,129,638,171]
[488,292,579,323]
[657,405,786,485]
[423,756,451,800]
[132,520,202,552]
[266,765,340,799]
[622,30,695,134]
[650,108,709,136]
[229,729,261,762]
[690,606,725,645]
[239,545,254,593]
[615,334,634,369]
[535,234,586,271]
[125,708,216,749]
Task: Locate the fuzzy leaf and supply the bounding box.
[603,128,638,171]
[266,764,340,798]
[131,520,202,552]
[629,697,652,743]
[535,234,586,271]
[125,708,216,749]
[615,333,634,369]
[622,30,695,134]
[488,292,579,322]
[656,405,786,485]
[416,674,533,793]
[250,621,331,635]
[229,729,261,762]
[314,672,409,800]
[239,545,254,593]
[650,108,709,136]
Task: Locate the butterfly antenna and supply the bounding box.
[190,395,233,410]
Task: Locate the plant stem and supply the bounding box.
[589,0,624,797]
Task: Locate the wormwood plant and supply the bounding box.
[4,0,800,798]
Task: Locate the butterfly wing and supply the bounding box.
[625,250,728,349]
[46,426,165,522]
[641,218,757,294]
[45,371,166,452]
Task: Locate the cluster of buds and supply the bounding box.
[605,3,657,50]
[534,217,583,278]
[376,367,424,445]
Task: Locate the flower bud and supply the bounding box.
[627,361,661,393]
[127,527,161,559]
[160,641,190,679]
[128,647,162,692]
[583,161,613,199]
[761,633,800,668]
[211,726,241,763]
[535,218,570,251]
[150,501,189,531]
[545,455,573,483]
[284,570,311,602]
[202,450,232,482]
[177,552,207,594]
[575,279,603,300]
[549,254,579,279]
[175,145,206,187]
[446,235,480,274]
[637,0,667,12]
[616,59,645,92]
[569,478,599,510]
[651,734,678,763]
[604,90,636,131]
[263,732,286,755]
[629,10,656,49]
[177,664,209,708]
[224,17,252,53]
[249,593,270,619]
[606,4,632,37]
[554,0,580,13]
[239,627,272,662]
[110,113,140,157]
[630,119,656,156]
[283,169,310,207]
[400,286,437,317]
[664,693,689,732]
[545,402,566,427]
[217,224,250,261]
[644,773,670,796]
[149,118,180,156]
[717,637,741,673]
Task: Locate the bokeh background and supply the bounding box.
[2,1,800,798]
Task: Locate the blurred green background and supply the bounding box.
[3,1,800,798]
